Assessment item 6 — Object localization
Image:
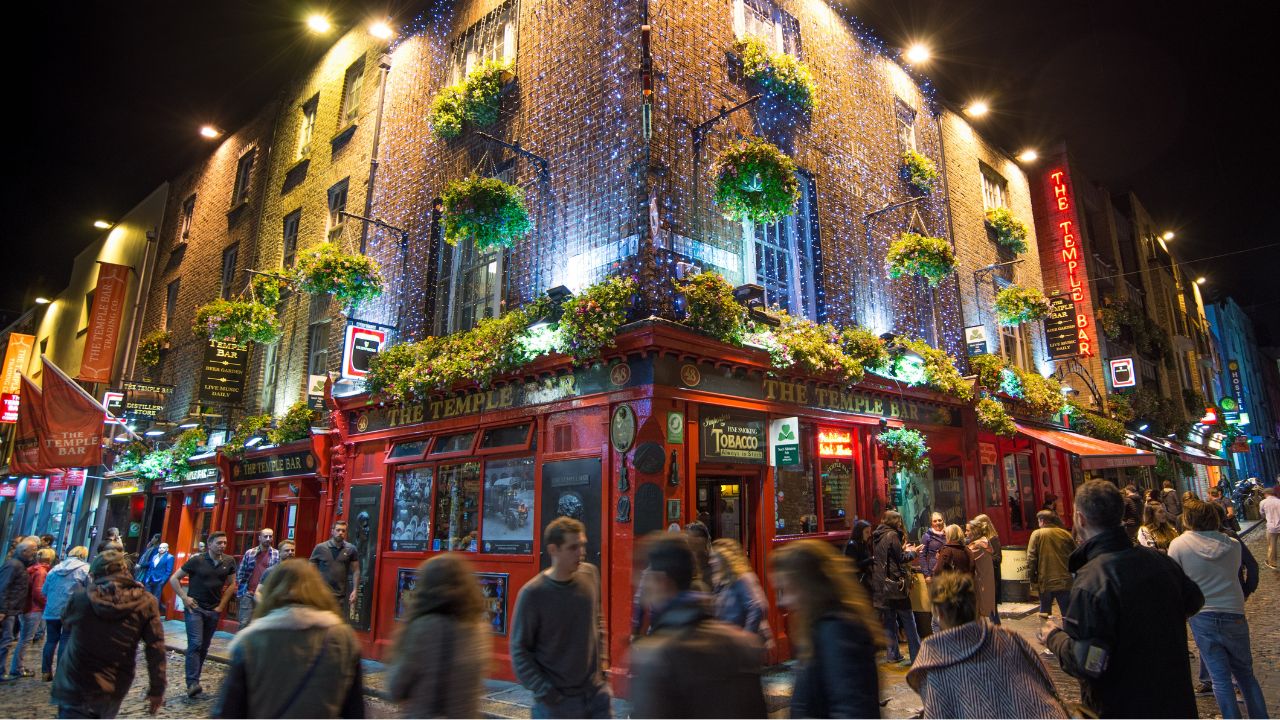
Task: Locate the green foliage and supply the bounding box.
[969,354,1006,392]
[116,428,207,481]
[877,428,931,476]
[900,149,939,194]
[886,232,956,287]
[558,276,637,363]
[736,36,817,111]
[269,399,317,445]
[985,207,1029,254]
[994,286,1051,327]
[1182,388,1207,416]
[675,272,747,344]
[1124,387,1192,439]
[429,58,512,139]
[442,176,532,252]
[137,330,171,370]
[193,299,282,344]
[1097,301,1171,358]
[976,396,1016,437]
[840,327,891,373]
[250,273,288,309]
[893,336,974,401]
[968,353,1061,418]
[1017,369,1065,417]
[766,311,869,383]
[1067,401,1127,443]
[294,243,384,308]
[711,137,800,224]
[1108,393,1135,423]
[224,414,272,457]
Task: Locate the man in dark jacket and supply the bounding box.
[872,512,922,665]
[1120,485,1143,544]
[0,537,37,678]
[629,534,767,718]
[1160,480,1182,528]
[1039,480,1203,718]
[52,550,165,718]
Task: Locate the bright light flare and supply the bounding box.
[93,220,112,229]
[905,43,931,64]
[965,101,989,118]
[307,14,331,33]
[370,20,394,39]
[1017,149,1039,163]
[199,125,222,139]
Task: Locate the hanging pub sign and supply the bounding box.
[0,484,17,497]
[103,390,126,424]
[308,374,328,412]
[78,263,131,384]
[964,325,988,356]
[341,324,387,380]
[122,381,173,420]
[700,410,766,464]
[1043,294,1079,359]
[817,427,854,458]
[769,417,800,466]
[64,468,86,487]
[1109,358,1136,389]
[198,339,249,405]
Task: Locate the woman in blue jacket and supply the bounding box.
[40,546,90,681]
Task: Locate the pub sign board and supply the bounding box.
[1043,294,1080,360]
[231,449,317,481]
[199,339,249,405]
[700,410,766,464]
[122,381,174,420]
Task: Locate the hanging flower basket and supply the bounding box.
[735,37,817,112]
[886,232,955,286]
[429,58,513,140]
[900,149,939,194]
[294,243,384,308]
[877,427,931,476]
[994,285,1051,326]
[976,396,1016,437]
[193,299,282,344]
[711,138,800,224]
[674,272,747,344]
[558,276,637,363]
[250,273,288,309]
[136,329,171,370]
[442,175,532,252]
[985,206,1029,253]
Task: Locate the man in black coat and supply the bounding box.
[0,537,37,679]
[1039,480,1203,718]
[1120,485,1143,544]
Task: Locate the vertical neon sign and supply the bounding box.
[1049,169,1093,357]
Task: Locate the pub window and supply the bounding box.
[386,439,430,463]
[444,165,510,333]
[732,0,801,57]
[339,57,365,128]
[282,210,301,268]
[817,426,856,530]
[895,99,916,153]
[297,95,318,160]
[164,279,181,332]
[232,484,265,555]
[220,243,239,300]
[479,423,532,451]
[232,148,255,206]
[81,291,95,332]
[433,462,481,551]
[446,1,517,87]
[774,428,818,536]
[999,322,1034,372]
[1003,451,1035,533]
[326,178,349,241]
[259,341,279,414]
[306,321,329,376]
[980,164,1009,212]
[742,171,819,319]
[390,466,432,552]
[480,456,535,554]
[431,431,476,456]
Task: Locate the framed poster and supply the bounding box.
[476,572,509,635]
[481,456,535,555]
[540,458,602,569]
[347,484,382,631]
[390,467,432,552]
[394,568,417,620]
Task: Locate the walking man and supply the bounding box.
[169,530,236,698]
[234,528,278,627]
[511,517,610,718]
[1026,510,1076,619]
[1038,480,1204,718]
[1169,500,1269,719]
[310,521,360,620]
[255,540,296,603]
[0,537,37,679]
[1160,479,1183,528]
[142,543,174,611]
[1120,485,1143,544]
[1260,484,1280,570]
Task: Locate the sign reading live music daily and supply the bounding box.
[1043,294,1079,359]
[199,339,250,405]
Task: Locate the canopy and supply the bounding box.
[1016,423,1157,470]
[1130,432,1229,467]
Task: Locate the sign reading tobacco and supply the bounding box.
[199,339,249,405]
[700,411,766,464]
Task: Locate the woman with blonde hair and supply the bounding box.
[966,520,998,624]
[1138,501,1180,553]
[709,538,773,648]
[213,559,364,718]
[387,554,491,718]
[970,514,1002,623]
[771,539,882,718]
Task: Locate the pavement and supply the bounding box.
[2,519,1276,718]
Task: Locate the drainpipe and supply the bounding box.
[359,53,394,255]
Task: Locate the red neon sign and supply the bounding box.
[1049,169,1094,357]
[817,427,854,458]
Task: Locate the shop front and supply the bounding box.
[103,474,151,554]
[157,457,221,620]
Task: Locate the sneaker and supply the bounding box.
[1195,682,1214,695]
[187,683,203,698]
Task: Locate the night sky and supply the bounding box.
[8,1,1278,341]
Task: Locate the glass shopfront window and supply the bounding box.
[1002,451,1036,534]
[390,467,432,552]
[774,429,817,536]
[433,462,481,551]
[897,429,965,543]
[431,432,476,456]
[480,456,535,554]
[232,485,265,555]
[820,458,854,531]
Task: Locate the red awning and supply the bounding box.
[1173,442,1229,467]
[1016,423,1157,470]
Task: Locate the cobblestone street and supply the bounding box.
[1,525,1275,718]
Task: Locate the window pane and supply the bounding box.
[1004,454,1024,532]
[431,431,475,455]
[480,424,530,449]
[221,244,239,299]
[390,467,432,551]
[774,433,817,536]
[433,462,481,551]
[481,456,535,553]
[388,440,430,461]
[820,458,853,531]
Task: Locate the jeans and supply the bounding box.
[146,581,166,612]
[236,595,255,627]
[1039,589,1071,616]
[41,619,63,675]
[1267,531,1279,568]
[531,685,612,719]
[0,615,17,675]
[184,606,220,688]
[1188,611,1269,719]
[880,606,921,662]
[57,698,123,719]
[8,610,40,675]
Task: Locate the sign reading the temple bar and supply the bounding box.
[198,339,249,405]
[164,463,220,488]
[122,381,174,420]
[700,410,766,464]
[231,449,317,481]
[1043,294,1079,359]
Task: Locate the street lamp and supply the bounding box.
[199,125,222,139]
[306,13,331,33]
[905,43,931,65]
[1017,149,1038,163]
[1162,231,1175,241]
[965,101,989,118]
[34,297,51,305]
[1196,277,1206,285]
[93,220,112,229]
[369,20,394,39]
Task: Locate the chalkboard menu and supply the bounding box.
[1043,294,1079,359]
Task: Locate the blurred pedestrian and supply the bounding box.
[631,534,767,718]
[1137,502,1179,553]
[170,531,237,698]
[908,572,1067,718]
[1121,485,1143,544]
[51,549,165,718]
[0,537,37,678]
[971,514,1002,614]
[709,538,773,650]
[1260,484,1280,570]
[310,521,360,621]
[966,521,997,624]
[4,547,53,679]
[872,510,922,666]
[1026,511,1075,619]
[142,543,174,611]
[213,559,364,718]
[387,554,490,718]
[40,546,89,681]
[1038,480,1203,718]
[771,539,882,718]
[511,517,610,718]
[918,513,946,581]
[235,528,279,627]
[683,521,713,592]
[842,519,874,596]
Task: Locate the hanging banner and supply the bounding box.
[1,392,19,424]
[78,262,131,384]
[12,375,48,475]
[1,333,35,395]
[27,477,47,493]
[65,468,87,487]
[121,380,173,419]
[40,358,106,468]
[198,339,249,405]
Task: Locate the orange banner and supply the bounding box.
[78,262,130,384]
[1,333,35,395]
[41,357,105,468]
[11,375,47,474]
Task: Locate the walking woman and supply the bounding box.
[1137,502,1180,553]
[843,520,875,596]
[213,559,364,718]
[872,510,923,666]
[40,546,89,681]
[966,521,998,625]
[771,539,882,718]
[971,514,1002,623]
[907,572,1068,718]
[710,538,774,649]
[387,554,491,718]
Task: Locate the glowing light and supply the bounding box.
[1017,149,1038,162]
[965,101,989,118]
[904,43,931,64]
[34,297,51,305]
[199,125,222,139]
[1195,277,1206,285]
[1162,231,1174,240]
[307,14,331,33]
[93,220,112,229]
[370,20,395,39]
